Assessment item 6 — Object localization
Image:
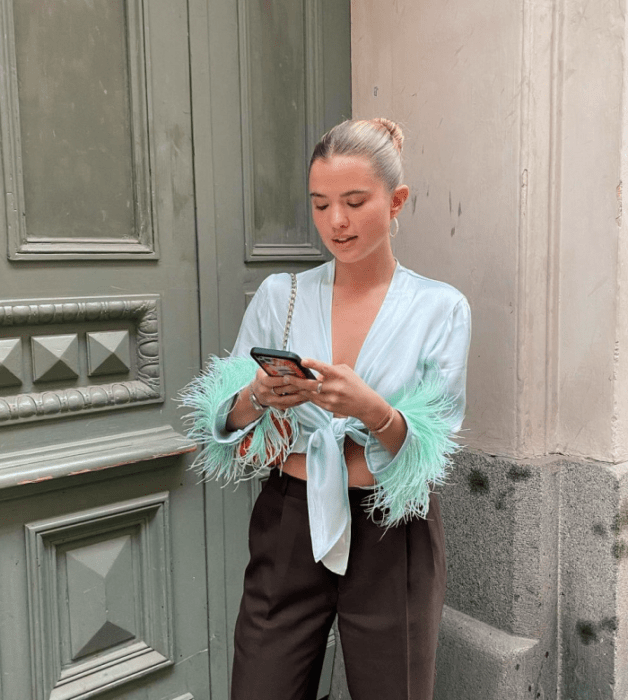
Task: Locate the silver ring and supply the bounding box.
[272,387,279,396]
[317,381,323,394]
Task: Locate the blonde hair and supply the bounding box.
[309,118,404,193]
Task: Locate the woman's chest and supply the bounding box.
[331,308,377,368]
[331,289,388,368]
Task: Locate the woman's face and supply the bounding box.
[309,155,406,266]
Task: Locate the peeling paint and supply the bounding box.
[17,475,54,485]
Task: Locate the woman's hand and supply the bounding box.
[249,368,306,410]
[290,358,390,427]
[261,358,408,455]
[226,368,306,432]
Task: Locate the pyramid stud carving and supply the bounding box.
[31,334,79,383]
[66,536,136,660]
[87,330,131,377]
[0,338,22,388]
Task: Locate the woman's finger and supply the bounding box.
[283,374,319,392]
[300,358,335,377]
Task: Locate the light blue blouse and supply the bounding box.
[183,260,471,575]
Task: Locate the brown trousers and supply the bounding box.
[231,469,447,700]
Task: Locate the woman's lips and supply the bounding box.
[332,235,357,246]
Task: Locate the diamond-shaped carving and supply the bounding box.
[26,494,173,699]
[0,338,22,388]
[87,330,131,377]
[31,334,79,382]
[66,536,137,660]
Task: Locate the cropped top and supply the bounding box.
[181,260,471,575]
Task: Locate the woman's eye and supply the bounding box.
[314,204,328,211]
[347,200,365,208]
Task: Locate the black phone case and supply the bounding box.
[250,347,316,380]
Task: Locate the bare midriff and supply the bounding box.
[281,436,376,487]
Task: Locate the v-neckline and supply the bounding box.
[325,259,399,373]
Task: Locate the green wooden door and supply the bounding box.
[0,0,350,697]
[189,0,351,697]
[0,1,209,699]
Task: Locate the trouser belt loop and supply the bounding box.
[274,468,290,496]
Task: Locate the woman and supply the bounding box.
[183,118,471,700]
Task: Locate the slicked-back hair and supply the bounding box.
[309,118,404,193]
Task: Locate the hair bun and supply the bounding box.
[371,118,404,153]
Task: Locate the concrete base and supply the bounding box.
[435,606,538,700]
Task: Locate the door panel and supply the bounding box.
[0,1,209,698]
[2,0,156,259]
[191,0,351,695]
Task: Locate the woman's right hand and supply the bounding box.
[226,369,306,431]
[249,368,307,410]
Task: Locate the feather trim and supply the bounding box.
[364,368,460,526]
[179,355,299,482]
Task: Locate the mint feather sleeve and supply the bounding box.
[179,274,299,482]
[179,355,299,482]
[364,371,459,524]
[364,298,471,525]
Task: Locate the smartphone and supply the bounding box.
[250,347,316,380]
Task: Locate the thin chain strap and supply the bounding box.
[282,273,297,350]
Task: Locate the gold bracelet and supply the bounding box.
[369,405,396,434]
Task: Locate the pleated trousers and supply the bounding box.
[231,468,447,700]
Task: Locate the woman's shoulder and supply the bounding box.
[396,263,468,310]
[260,262,331,295]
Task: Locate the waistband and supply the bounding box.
[266,468,372,509]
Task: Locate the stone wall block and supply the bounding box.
[435,605,543,700]
[442,451,560,640]
[559,460,628,700]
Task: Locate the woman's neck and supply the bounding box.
[333,250,397,292]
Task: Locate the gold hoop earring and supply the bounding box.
[390,218,399,238]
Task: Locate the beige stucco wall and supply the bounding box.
[351,0,628,463]
[557,1,625,461]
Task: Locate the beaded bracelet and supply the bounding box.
[369,405,396,434]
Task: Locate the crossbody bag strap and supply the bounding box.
[282,273,297,351]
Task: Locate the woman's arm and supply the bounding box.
[180,274,304,479]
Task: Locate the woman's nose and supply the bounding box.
[331,206,349,228]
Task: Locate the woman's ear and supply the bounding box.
[390,185,410,218]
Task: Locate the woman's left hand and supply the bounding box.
[289,358,389,427]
